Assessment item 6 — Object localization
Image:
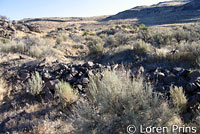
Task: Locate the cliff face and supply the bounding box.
[102,0,200,25]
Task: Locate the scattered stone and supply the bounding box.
[44,87,54,102]
[45,79,60,90]
[82,78,89,85]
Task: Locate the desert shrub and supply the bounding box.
[139,24,148,30]
[152,32,173,47]
[105,35,117,47]
[137,30,153,43]
[174,42,200,66]
[1,38,9,44]
[133,40,153,54]
[74,70,181,134]
[114,32,132,45]
[0,36,65,59]
[56,81,78,105]
[23,35,49,46]
[29,46,43,58]
[0,40,28,54]
[0,79,9,101]
[69,33,83,42]
[172,30,190,44]
[56,33,69,44]
[56,37,63,44]
[27,72,43,96]
[170,86,187,113]
[83,32,96,36]
[87,36,104,55]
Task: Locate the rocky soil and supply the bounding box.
[0,1,200,133]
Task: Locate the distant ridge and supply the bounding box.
[102,0,200,25]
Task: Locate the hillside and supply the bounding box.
[102,0,200,25]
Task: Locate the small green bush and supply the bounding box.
[27,72,43,96]
[1,39,9,44]
[139,24,148,30]
[114,32,131,45]
[87,36,104,55]
[172,30,190,44]
[83,32,96,36]
[56,81,78,105]
[133,40,153,54]
[152,32,173,47]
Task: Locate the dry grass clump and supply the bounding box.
[87,36,104,55]
[0,40,28,54]
[168,41,200,66]
[105,35,117,47]
[133,40,153,54]
[0,78,10,101]
[0,35,65,59]
[105,32,133,48]
[170,86,187,113]
[27,72,43,96]
[56,33,69,44]
[74,70,181,134]
[56,81,78,106]
[151,32,173,47]
[114,32,132,46]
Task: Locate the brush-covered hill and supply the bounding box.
[102,0,200,25]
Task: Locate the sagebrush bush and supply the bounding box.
[133,40,153,54]
[87,36,104,55]
[114,32,132,45]
[170,86,187,113]
[0,79,9,101]
[74,70,181,134]
[172,30,190,44]
[56,33,69,44]
[27,72,43,96]
[105,35,117,47]
[0,40,28,54]
[139,24,148,30]
[137,30,153,43]
[56,81,78,105]
[173,41,200,66]
[0,36,65,59]
[152,32,173,47]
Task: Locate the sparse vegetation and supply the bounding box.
[1,9,200,134]
[0,79,9,101]
[75,70,182,134]
[27,72,43,96]
[87,36,104,55]
[170,86,187,113]
[56,81,78,105]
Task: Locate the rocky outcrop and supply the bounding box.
[0,18,41,39]
[8,58,199,112]
[0,19,16,39]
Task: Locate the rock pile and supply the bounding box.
[0,19,16,39]
[6,58,199,118]
[146,66,200,119]
[0,18,41,39]
[12,60,117,99]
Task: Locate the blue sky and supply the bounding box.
[0,0,171,20]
